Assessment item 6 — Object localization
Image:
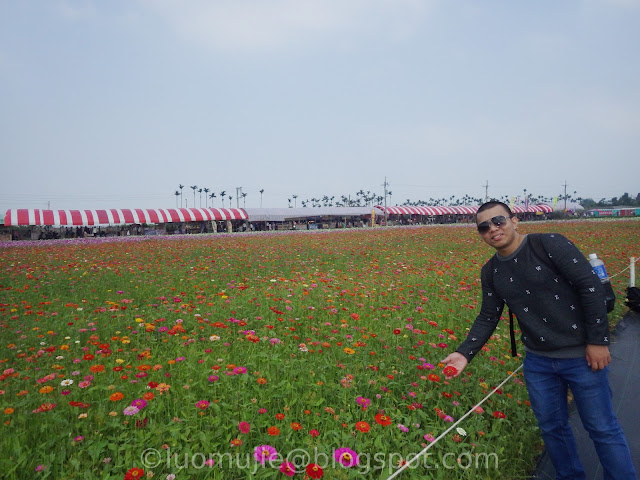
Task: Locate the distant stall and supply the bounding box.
[2,208,248,239]
[375,204,553,224]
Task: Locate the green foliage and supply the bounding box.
[1,220,637,479]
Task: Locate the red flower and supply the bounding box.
[393,329,401,335]
[493,411,506,419]
[124,467,144,480]
[306,463,324,479]
[375,413,392,426]
[309,429,320,437]
[443,365,458,377]
[427,374,440,383]
[275,413,285,420]
[267,426,280,436]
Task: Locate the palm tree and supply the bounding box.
[191,185,197,209]
[174,190,180,208]
[198,188,203,208]
[259,189,264,208]
[241,192,247,208]
[228,195,233,208]
[220,191,226,207]
[203,188,210,208]
[209,192,216,207]
[179,184,184,208]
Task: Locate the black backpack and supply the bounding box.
[626,286,640,313]
[488,234,616,357]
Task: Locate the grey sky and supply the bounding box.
[1,0,638,211]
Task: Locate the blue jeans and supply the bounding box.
[523,352,637,480]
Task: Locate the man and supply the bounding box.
[442,200,636,480]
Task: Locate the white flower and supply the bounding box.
[209,335,220,341]
[456,427,467,437]
[61,379,74,386]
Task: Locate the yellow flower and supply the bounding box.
[343,347,355,355]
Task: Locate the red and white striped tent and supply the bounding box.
[3,208,248,227]
[376,204,553,216]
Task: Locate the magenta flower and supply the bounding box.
[334,447,359,467]
[280,460,296,477]
[195,400,210,410]
[131,399,147,409]
[238,421,251,433]
[253,445,278,466]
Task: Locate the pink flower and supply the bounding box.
[131,399,147,409]
[253,445,277,466]
[123,406,139,416]
[280,461,295,477]
[424,433,435,442]
[334,447,359,467]
[238,421,251,433]
[195,400,210,410]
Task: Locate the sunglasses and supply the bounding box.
[477,215,512,234]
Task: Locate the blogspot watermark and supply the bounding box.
[140,447,499,475]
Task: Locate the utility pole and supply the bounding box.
[562,181,568,211]
[236,187,242,209]
[382,176,389,226]
[483,181,489,202]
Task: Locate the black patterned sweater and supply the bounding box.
[456,233,610,362]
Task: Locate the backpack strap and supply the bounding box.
[509,309,517,357]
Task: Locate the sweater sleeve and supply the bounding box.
[456,259,505,362]
[539,234,610,345]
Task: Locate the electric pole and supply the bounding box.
[563,181,568,211]
[382,176,389,226]
[483,181,489,202]
[236,187,243,209]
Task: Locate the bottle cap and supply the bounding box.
[588,253,597,260]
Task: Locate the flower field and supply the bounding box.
[1,219,637,480]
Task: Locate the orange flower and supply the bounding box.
[90,364,105,373]
[142,392,155,401]
[110,392,124,402]
[256,377,267,385]
[267,426,280,436]
[3,408,14,415]
[355,421,370,432]
[291,422,302,430]
[39,386,54,394]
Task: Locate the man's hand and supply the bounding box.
[585,344,611,371]
[441,352,468,378]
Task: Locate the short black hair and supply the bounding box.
[475,201,513,222]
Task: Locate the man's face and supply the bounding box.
[476,205,519,253]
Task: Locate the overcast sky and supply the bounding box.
[1,0,638,211]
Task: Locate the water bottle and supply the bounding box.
[588,253,609,283]
[589,253,615,312]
